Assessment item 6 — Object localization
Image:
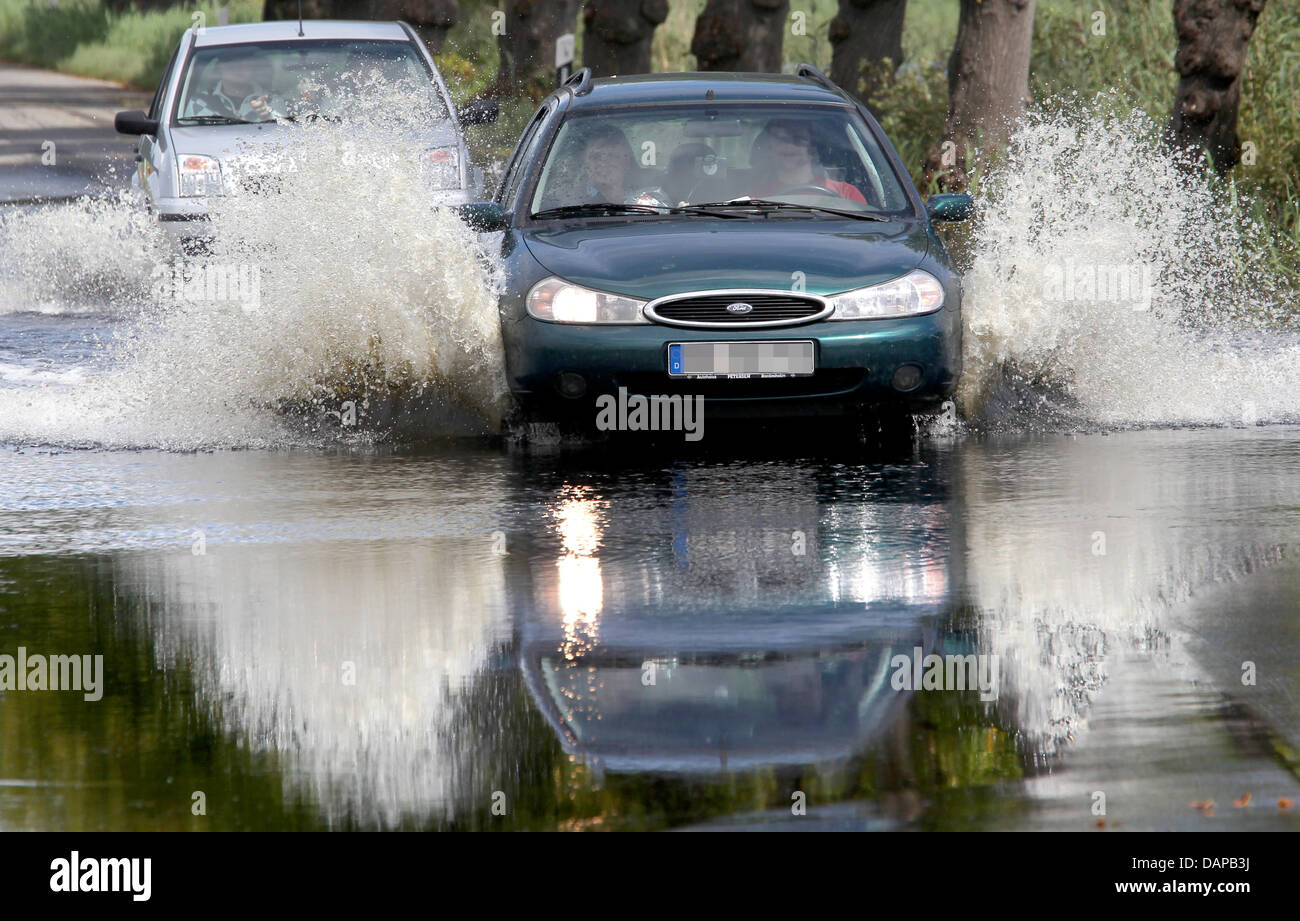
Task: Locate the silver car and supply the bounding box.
[115,19,497,248]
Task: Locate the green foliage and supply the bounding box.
[1,0,1295,274]
[437,0,500,91]
[782,0,837,71]
[869,59,949,191]
[902,0,957,66]
[1030,0,1176,120]
[1238,2,1300,250]
[0,0,110,63]
[650,0,704,72]
[1026,0,1298,284]
[0,0,262,88]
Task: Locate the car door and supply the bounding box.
[496,104,553,212]
[138,37,184,209]
[481,104,553,255]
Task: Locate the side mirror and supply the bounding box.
[456,201,510,232]
[115,109,159,136]
[926,193,974,222]
[459,98,499,127]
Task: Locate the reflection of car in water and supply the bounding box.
[465,66,972,430]
[114,20,497,250]
[509,457,960,774]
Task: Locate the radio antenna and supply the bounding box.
[297,0,304,36]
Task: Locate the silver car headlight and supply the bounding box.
[177,154,223,197]
[526,277,649,324]
[829,269,945,319]
[420,146,460,190]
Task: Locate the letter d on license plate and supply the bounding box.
[668,340,815,378]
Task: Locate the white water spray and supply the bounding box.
[957,108,1300,429]
[0,87,507,449]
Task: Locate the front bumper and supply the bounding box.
[503,310,962,419]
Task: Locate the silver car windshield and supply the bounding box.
[530,105,911,215]
[174,39,448,125]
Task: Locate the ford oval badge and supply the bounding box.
[725,302,754,315]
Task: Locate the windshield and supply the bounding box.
[529,104,912,217]
[174,39,448,125]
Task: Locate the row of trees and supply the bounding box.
[260,0,1271,185]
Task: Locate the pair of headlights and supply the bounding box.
[526,270,945,323]
[174,147,460,197]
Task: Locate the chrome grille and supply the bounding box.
[645,291,830,328]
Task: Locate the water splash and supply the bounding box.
[5,101,1299,449]
[0,90,507,449]
[958,108,1300,429]
[0,191,165,315]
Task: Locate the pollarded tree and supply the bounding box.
[392,0,460,53]
[829,0,906,105]
[261,1,459,52]
[1167,0,1270,175]
[691,0,791,73]
[263,0,334,20]
[583,0,670,77]
[923,0,1037,191]
[491,0,582,96]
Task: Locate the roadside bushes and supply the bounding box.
[0,0,261,88]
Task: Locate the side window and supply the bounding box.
[149,43,182,120]
[496,107,550,207]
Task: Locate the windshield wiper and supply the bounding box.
[176,115,256,126]
[531,202,669,219]
[692,198,892,221]
[532,202,758,221]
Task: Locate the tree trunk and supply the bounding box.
[828,0,906,104]
[393,0,460,53]
[691,0,790,73]
[582,0,670,77]
[491,0,582,97]
[1167,0,1268,175]
[262,0,458,52]
[923,0,1036,191]
[263,0,334,21]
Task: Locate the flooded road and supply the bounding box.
[1,67,1298,832]
[2,428,1298,831]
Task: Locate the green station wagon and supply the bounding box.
[463,65,972,436]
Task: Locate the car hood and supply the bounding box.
[521,218,931,299]
[169,121,461,164]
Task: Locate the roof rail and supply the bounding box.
[795,63,843,97]
[563,66,593,96]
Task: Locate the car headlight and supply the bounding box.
[421,146,460,190]
[177,154,223,197]
[829,269,945,319]
[526,277,649,324]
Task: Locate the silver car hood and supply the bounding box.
[169,121,462,164]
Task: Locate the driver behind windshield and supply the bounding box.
[578,124,638,203]
[748,119,866,204]
[182,49,288,122]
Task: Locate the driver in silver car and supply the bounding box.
[181,49,288,122]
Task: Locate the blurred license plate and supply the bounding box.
[668,341,815,378]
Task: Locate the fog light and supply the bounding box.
[892,364,923,392]
[556,372,587,398]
